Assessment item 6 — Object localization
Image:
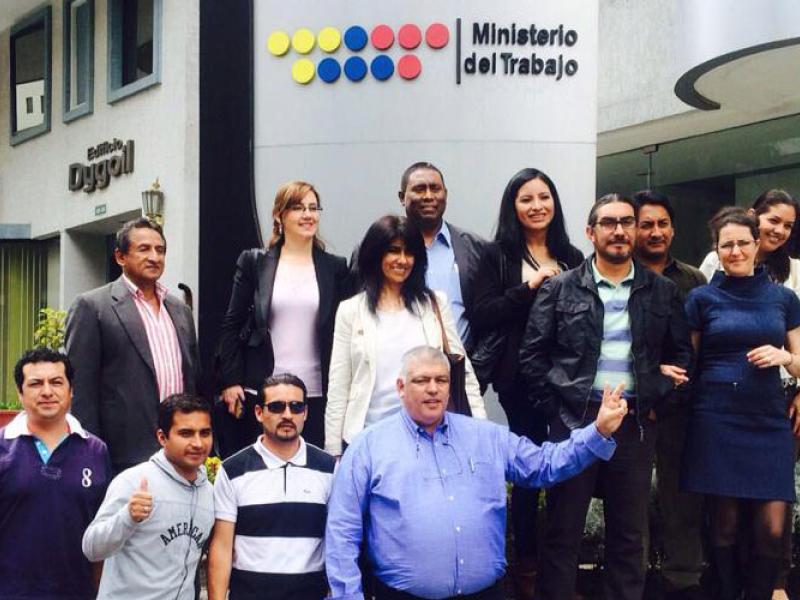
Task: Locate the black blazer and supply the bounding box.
[66,277,200,467]
[471,241,583,393]
[217,245,351,393]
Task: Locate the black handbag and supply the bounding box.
[431,295,472,417]
[471,330,508,390]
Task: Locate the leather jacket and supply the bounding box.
[519,257,692,430]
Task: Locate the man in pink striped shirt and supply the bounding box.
[67,218,201,474]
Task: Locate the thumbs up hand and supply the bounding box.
[128,477,154,523]
[595,382,628,438]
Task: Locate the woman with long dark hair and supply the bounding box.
[683,208,800,600]
[216,181,351,456]
[471,168,582,599]
[325,215,485,457]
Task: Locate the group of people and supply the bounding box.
[0,160,798,600]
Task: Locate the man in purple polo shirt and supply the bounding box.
[0,348,111,599]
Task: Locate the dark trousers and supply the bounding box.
[499,386,548,560]
[537,411,656,600]
[215,394,326,458]
[374,579,504,600]
[654,407,704,590]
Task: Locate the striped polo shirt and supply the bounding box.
[214,436,336,600]
[591,261,636,400]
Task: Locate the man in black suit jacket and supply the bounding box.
[66,218,200,473]
[398,161,485,353]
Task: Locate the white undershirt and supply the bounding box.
[269,261,323,396]
[365,308,427,427]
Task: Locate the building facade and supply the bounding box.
[0,0,798,405]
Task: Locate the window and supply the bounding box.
[107,0,162,103]
[63,0,94,122]
[0,240,48,408]
[9,6,51,145]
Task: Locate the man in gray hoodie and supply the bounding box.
[82,394,214,600]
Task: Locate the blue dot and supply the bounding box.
[318,58,341,83]
[344,26,368,51]
[370,55,394,81]
[344,56,367,82]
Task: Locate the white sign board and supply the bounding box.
[253,0,598,255]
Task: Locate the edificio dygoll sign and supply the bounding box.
[68,139,134,193]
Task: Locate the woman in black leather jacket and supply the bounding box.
[472,168,582,599]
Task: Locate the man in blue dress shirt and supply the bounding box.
[398,162,485,353]
[326,346,627,600]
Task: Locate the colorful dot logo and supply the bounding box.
[371,25,394,50]
[344,26,368,52]
[318,58,341,83]
[291,28,315,54]
[318,27,341,53]
[344,56,368,82]
[398,24,421,50]
[267,30,290,56]
[268,22,450,85]
[292,59,315,84]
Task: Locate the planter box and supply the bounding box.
[0,410,20,428]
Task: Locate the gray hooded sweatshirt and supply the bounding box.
[82,449,214,600]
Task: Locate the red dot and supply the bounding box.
[398,55,422,80]
[398,24,422,50]
[426,23,449,49]
[371,24,394,50]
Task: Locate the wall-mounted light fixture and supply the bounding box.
[141,178,164,226]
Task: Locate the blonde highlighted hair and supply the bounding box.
[268,180,325,249]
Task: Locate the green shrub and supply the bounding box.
[33,308,67,351]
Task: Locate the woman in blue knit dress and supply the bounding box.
[682,208,800,600]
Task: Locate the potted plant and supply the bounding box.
[0,308,67,428]
[0,399,21,428]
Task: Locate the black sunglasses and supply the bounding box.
[264,400,306,414]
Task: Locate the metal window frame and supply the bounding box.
[106,0,162,104]
[9,5,52,146]
[62,0,95,123]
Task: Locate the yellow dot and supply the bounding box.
[292,59,315,84]
[267,30,290,56]
[292,28,315,54]
[318,27,341,53]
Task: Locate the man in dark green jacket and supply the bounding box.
[633,190,707,600]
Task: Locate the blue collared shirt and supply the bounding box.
[425,223,468,342]
[326,410,615,599]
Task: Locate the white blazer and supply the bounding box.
[324,290,487,455]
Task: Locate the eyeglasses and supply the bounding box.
[287,204,322,214]
[264,400,306,414]
[718,240,755,253]
[594,217,636,231]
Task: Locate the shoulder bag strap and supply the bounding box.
[430,293,452,355]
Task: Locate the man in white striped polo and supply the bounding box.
[208,373,335,600]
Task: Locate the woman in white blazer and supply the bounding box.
[325,215,486,456]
